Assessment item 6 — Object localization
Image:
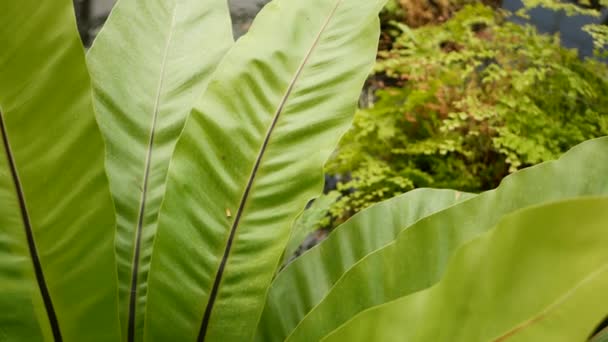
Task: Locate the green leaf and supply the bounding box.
[0,1,120,341]
[280,137,608,342]
[258,188,475,342]
[144,0,386,340]
[86,0,233,340]
[323,198,608,342]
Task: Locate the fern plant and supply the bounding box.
[325,4,608,225]
[0,0,607,341]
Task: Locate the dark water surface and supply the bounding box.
[503,0,607,58]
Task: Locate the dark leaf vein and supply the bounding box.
[0,110,62,341]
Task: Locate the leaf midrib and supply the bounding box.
[196,1,344,340]
[127,6,178,342]
[0,110,62,341]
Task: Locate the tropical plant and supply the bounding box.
[324,4,608,227]
[1,1,607,342]
[0,0,383,340]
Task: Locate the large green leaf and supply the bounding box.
[0,1,120,341]
[278,136,608,342]
[144,0,386,340]
[86,1,233,340]
[324,198,608,341]
[257,188,475,341]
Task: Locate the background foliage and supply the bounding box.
[321,4,608,227]
[381,0,500,28]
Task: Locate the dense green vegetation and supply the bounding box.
[0,0,607,341]
[323,4,608,227]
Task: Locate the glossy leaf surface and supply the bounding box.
[0,1,120,341]
[281,137,608,342]
[324,198,608,342]
[87,0,233,339]
[258,188,475,341]
[144,0,386,340]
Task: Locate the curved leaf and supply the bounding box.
[324,198,608,342]
[0,1,120,341]
[257,188,475,341]
[86,0,233,340]
[280,136,608,342]
[144,0,386,340]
